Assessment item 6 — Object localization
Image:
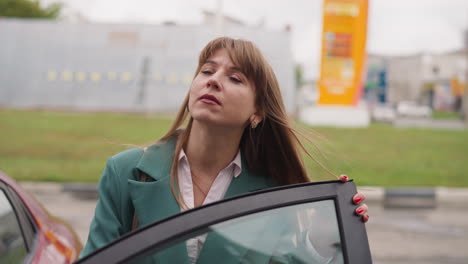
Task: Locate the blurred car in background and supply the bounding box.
[371,104,397,123]
[0,170,82,264]
[396,101,432,118]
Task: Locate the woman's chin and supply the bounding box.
[192,117,243,130]
[192,114,222,126]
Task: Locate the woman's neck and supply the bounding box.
[185,120,243,179]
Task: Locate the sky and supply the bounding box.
[42,0,468,79]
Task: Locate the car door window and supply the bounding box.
[0,189,27,263]
[77,181,371,264]
[138,199,342,264]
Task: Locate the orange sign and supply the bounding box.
[318,0,368,105]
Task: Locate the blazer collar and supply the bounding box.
[135,134,273,193]
[135,136,177,181]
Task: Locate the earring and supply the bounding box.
[251,120,258,129]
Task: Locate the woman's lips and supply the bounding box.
[199,94,221,105]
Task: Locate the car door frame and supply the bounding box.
[0,181,38,263]
[77,180,372,264]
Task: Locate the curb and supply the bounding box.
[19,182,468,209]
[62,183,99,200]
[393,118,466,130]
[359,186,468,209]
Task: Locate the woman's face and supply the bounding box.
[188,48,260,129]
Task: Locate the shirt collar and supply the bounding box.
[178,149,188,165]
[179,149,242,178]
[231,150,242,178]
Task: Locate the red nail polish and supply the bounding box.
[354,196,362,204]
[340,175,348,181]
[356,208,364,215]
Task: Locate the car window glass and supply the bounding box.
[132,199,343,264]
[0,189,27,263]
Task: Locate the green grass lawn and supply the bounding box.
[1,109,467,187]
[432,110,461,120]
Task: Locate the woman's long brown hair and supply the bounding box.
[155,37,336,207]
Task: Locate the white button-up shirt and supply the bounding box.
[178,149,242,264]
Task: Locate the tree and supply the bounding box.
[0,0,62,19]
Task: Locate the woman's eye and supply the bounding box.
[201,70,212,75]
[230,76,242,83]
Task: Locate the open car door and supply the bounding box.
[76,180,372,264]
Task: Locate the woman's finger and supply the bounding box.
[362,214,370,223]
[339,174,349,182]
[353,192,366,204]
[355,204,368,216]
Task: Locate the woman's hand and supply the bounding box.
[339,174,369,223]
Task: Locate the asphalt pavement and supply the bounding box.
[20,182,468,264]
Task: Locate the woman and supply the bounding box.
[80,37,368,262]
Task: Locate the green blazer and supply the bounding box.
[79,136,276,263]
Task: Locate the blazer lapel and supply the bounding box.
[224,167,274,199]
[129,136,179,225]
[128,136,189,264]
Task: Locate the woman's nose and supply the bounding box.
[207,74,221,90]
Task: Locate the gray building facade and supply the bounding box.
[0,18,295,113]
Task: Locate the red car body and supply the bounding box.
[0,171,82,263]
